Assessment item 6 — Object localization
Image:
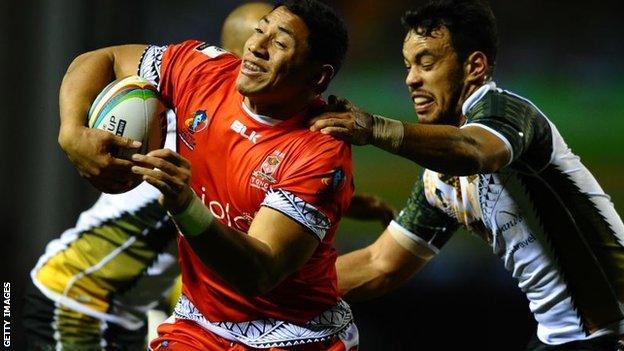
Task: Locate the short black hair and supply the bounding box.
[402,0,498,72]
[274,0,349,74]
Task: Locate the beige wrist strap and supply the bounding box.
[170,192,213,238]
[371,115,404,153]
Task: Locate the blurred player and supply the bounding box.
[58,1,361,350]
[312,0,624,350]
[22,3,272,351]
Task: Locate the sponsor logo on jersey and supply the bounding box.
[231,120,261,143]
[251,150,285,191]
[195,42,227,58]
[179,110,210,150]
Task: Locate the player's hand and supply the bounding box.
[130,149,194,214]
[309,95,373,145]
[346,193,395,227]
[58,125,142,193]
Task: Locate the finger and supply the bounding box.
[141,174,177,198]
[319,127,351,140]
[131,166,186,195]
[333,95,352,109]
[308,113,347,128]
[109,135,142,149]
[311,118,351,131]
[144,149,191,169]
[108,157,134,169]
[130,156,181,180]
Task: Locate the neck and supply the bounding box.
[455,81,485,125]
[243,94,317,121]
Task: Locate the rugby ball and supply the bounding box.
[87,75,167,160]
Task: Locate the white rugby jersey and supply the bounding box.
[390,82,624,345]
[30,111,179,330]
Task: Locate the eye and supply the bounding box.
[254,27,263,34]
[275,41,287,49]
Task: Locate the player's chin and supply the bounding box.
[235,78,263,96]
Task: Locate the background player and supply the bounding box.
[58,1,363,350]
[312,0,624,350]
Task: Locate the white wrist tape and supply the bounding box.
[170,192,213,238]
[371,115,404,153]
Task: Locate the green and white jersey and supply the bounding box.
[30,111,179,331]
[390,82,624,345]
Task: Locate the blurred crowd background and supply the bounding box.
[1,0,623,349]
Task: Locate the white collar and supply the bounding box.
[461,81,497,116]
[241,101,283,126]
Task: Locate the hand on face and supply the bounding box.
[59,125,142,193]
[308,95,373,145]
[130,149,194,214]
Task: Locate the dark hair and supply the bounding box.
[274,0,349,74]
[402,0,498,73]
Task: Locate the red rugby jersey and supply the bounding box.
[138,40,353,324]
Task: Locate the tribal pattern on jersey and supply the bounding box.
[173,294,353,348]
[138,45,166,88]
[262,189,331,240]
[391,82,624,345]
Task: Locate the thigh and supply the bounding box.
[526,333,621,351]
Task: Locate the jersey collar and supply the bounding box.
[461,81,498,116]
[241,101,284,126]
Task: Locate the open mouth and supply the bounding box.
[241,60,267,76]
[412,95,435,113]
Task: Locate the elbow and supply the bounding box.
[231,271,278,297]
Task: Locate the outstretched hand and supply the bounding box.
[346,193,395,227]
[130,149,194,214]
[59,125,142,193]
[309,95,373,145]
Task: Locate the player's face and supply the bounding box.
[236,6,313,101]
[403,27,465,125]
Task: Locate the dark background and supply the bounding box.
[1,0,623,350]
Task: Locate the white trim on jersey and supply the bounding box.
[461,123,514,166]
[461,81,497,115]
[388,220,440,255]
[261,189,331,241]
[241,101,283,126]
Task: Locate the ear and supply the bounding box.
[313,64,335,93]
[464,51,488,84]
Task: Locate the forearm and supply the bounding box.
[337,233,429,302]
[185,222,279,296]
[59,49,116,142]
[394,122,485,175]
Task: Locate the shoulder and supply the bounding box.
[468,89,538,121]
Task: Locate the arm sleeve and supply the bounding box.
[261,142,354,241]
[391,178,459,255]
[137,40,238,108]
[463,91,537,164]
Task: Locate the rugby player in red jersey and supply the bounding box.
[58,1,359,350]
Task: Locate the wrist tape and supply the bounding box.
[371,115,404,153]
[170,192,213,238]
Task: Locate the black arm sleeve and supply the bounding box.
[394,178,459,252]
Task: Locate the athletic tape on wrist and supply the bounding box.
[170,192,213,238]
[371,115,404,153]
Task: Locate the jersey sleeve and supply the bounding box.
[463,90,537,165]
[390,177,459,255]
[137,40,238,108]
[260,141,354,242]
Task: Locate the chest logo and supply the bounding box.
[231,120,261,143]
[185,110,209,133]
[250,150,285,191]
[179,110,210,150]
